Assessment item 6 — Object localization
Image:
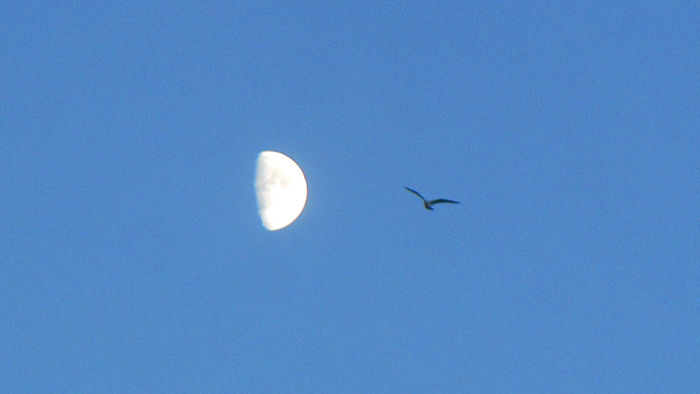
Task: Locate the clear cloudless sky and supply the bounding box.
[2,1,698,392]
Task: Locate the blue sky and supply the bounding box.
[2,1,698,392]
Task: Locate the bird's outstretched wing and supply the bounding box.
[429,199,460,205]
[405,187,426,201]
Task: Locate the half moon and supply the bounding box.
[254,151,308,231]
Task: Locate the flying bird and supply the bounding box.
[405,187,460,210]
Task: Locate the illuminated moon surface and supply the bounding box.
[254,151,308,231]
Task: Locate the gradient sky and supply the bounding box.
[3,2,698,392]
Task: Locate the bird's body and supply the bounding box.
[405,187,460,210]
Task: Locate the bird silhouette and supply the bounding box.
[405,187,460,210]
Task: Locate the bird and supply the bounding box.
[405,187,460,210]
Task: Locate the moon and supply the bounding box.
[254,151,308,231]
